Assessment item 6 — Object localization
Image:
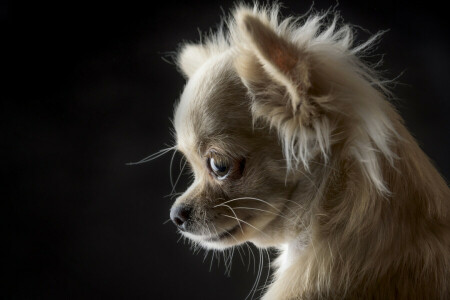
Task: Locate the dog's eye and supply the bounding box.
[209,157,230,180]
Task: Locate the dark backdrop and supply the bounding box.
[4,0,450,299]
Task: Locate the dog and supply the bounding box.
[166,4,450,299]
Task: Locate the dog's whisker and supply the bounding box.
[215,197,282,214]
[220,214,269,238]
[163,191,183,199]
[216,196,305,227]
[215,204,245,235]
[126,146,176,165]
[231,206,293,223]
[246,247,263,300]
[168,148,177,190]
[263,249,272,296]
[170,159,187,195]
[246,243,256,274]
[216,225,246,266]
[176,234,183,244]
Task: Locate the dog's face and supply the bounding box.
[169,11,323,249]
[171,51,297,249]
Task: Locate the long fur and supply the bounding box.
[170,3,450,299]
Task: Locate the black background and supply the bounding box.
[4,0,450,299]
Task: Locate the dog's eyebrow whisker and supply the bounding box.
[169,148,177,190]
[162,218,172,225]
[163,191,183,199]
[170,159,187,195]
[126,146,176,165]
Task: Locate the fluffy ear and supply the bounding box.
[177,44,214,78]
[235,10,329,170]
[235,11,318,125]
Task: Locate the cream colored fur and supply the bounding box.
[170,4,450,299]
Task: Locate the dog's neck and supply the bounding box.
[262,106,450,298]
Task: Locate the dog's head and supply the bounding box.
[168,9,331,250]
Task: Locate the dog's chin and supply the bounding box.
[179,212,282,250]
[181,222,249,250]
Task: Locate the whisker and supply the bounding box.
[222,251,230,275]
[210,250,216,271]
[216,196,306,227]
[283,198,306,211]
[176,234,183,243]
[216,225,246,266]
[232,206,293,223]
[215,204,245,235]
[170,159,187,195]
[203,249,209,263]
[209,224,222,270]
[228,248,234,276]
[259,249,272,297]
[126,146,176,165]
[246,248,263,300]
[163,191,183,199]
[215,197,282,214]
[169,148,177,190]
[220,214,269,238]
[246,243,256,274]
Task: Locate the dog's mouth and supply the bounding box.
[205,223,242,242]
[181,215,257,248]
[203,215,254,242]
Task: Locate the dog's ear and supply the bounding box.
[235,11,329,170]
[177,44,213,78]
[235,12,319,126]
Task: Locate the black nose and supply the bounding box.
[170,205,192,231]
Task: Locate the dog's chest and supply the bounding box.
[276,231,310,274]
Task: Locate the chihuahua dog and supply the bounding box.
[166,4,450,299]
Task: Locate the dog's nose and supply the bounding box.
[170,204,192,231]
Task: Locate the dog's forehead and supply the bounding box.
[174,53,246,154]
